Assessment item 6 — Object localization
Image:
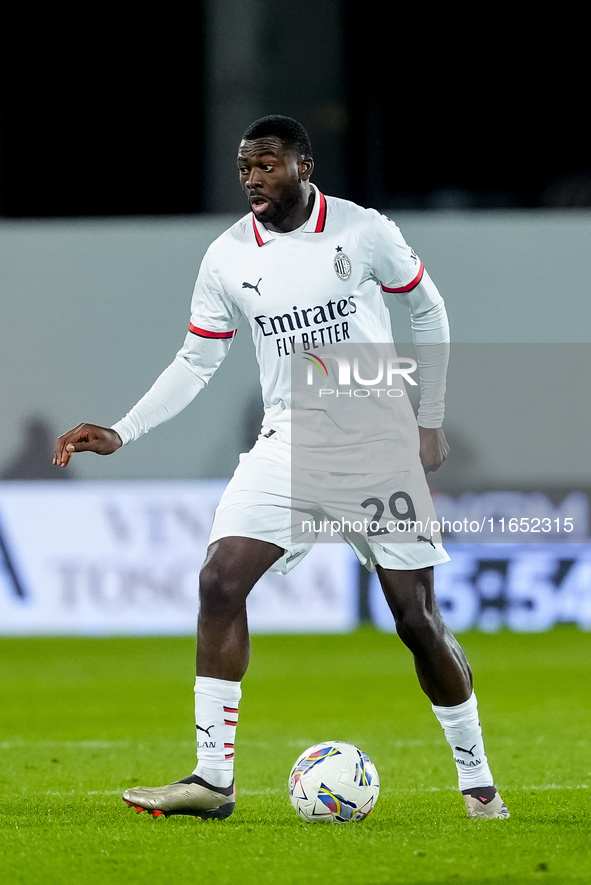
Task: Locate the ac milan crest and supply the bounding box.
[333,245,352,281]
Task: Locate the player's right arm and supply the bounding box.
[54,423,123,467]
[54,331,236,467]
[54,247,239,468]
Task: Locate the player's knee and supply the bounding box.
[198,559,246,619]
[393,601,444,650]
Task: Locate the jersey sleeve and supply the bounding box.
[111,248,240,446]
[367,211,449,428]
[367,211,425,293]
[188,247,241,340]
[397,270,450,429]
[111,333,236,445]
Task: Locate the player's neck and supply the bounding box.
[265,186,315,234]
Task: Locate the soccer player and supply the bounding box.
[54,115,509,820]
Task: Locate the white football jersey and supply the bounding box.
[112,185,448,448]
[187,184,427,438]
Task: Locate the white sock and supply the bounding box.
[192,676,241,790]
[432,691,494,791]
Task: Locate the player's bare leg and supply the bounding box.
[377,565,509,819]
[376,565,471,706]
[196,536,284,681]
[122,536,283,819]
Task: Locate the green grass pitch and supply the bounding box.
[1,627,589,884]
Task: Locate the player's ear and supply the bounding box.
[299,156,314,181]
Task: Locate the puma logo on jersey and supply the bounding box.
[196,724,215,737]
[242,277,262,296]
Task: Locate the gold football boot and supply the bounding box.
[122,774,236,819]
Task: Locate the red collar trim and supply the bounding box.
[251,185,326,246]
[252,213,266,246]
[312,190,327,233]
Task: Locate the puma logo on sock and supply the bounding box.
[197,724,215,737]
[455,744,477,757]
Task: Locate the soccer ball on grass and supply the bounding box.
[288,740,379,823]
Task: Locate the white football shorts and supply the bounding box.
[209,432,450,574]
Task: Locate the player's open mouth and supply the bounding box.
[250,198,270,215]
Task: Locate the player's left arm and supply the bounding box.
[418,425,450,474]
[369,212,450,472]
[394,270,450,473]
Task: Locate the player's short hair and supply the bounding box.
[242,115,313,158]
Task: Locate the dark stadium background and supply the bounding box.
[1,5,587,218]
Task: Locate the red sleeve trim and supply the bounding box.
[189,323,236,339]
[381,262,424,293]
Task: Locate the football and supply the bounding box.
[288,740,380,823]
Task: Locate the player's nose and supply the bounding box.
[245,169,263,190]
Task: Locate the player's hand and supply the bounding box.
[418,426,449,473]
[53,423,122,468]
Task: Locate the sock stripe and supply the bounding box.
[224,705,239,727]
[194,682,241,785]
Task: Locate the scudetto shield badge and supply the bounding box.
[333,248,352,281]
